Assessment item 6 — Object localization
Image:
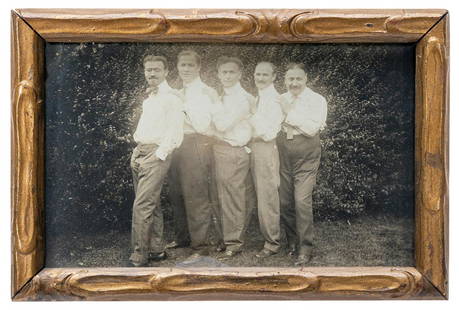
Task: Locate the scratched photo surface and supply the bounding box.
[45,43,415,267]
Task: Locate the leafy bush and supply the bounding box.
[45,43,414,235]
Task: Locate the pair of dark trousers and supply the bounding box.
[277,132,321,256]
[213,143,250,252]
[168,150,190,245]
[177,134,223,249]
[250,140,281,253]
[130,143,171,264]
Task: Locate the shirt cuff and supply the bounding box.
[155,148,168,161]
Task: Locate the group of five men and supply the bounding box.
[129,50,327,267]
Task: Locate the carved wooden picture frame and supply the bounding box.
[11,9,449,300]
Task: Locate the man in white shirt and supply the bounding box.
[277,63,327,266]
[249,62,283,258]
[175,50,224,257]
[130,55,184,267]
[212,56,254,258]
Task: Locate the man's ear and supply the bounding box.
[165,70,169,77]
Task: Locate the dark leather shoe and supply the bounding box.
[149,251,168,261]
[294,254,312,266]
[287,244,297,256]
[255,249,277,258]
[215,243,226,253]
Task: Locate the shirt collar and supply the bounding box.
[223,82,243,95]
[184,77,203,90]
[157,80,171,94]
[287,87,311,102]
[258,84,278,99]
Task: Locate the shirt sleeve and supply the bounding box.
[183,90,213,134]
[213,94,252,133]
[156,94,185,160]
[250,96,283,141]
[285,94,327,137]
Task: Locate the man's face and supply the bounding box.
[218,62,241,88]
[144,61,167,87]
[177,55,200,84]
[254,63,276,90]
[284,68,307,97]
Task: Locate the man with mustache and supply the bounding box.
[212,56,254,258]
[129,55,184,267]
[175,50,224,258]
[277,63,327,266]
[249,61,283,258]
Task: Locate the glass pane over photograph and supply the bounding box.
[45,43,415,267]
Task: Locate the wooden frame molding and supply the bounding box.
[11,9,449,301]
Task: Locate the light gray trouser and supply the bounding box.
[213,143,250,252]
[277,132,321,256]
[130,143,171,264]
[177,134,223,250]
[250,140,281,253]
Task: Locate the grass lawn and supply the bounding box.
[46,213,414,268]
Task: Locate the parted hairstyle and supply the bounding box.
[177,50,202,67]
[217,56,243,71]
[285,62,306,73]
[256,61,277,75]
[143,55,169,71]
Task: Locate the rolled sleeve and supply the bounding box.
[157,95,185,159]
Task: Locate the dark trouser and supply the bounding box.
[213,142,250,252]
[168,151,190,245]
[130,143,171,264]
[250,140,281,253]
[277,132,321,256]
[177,134,223,250]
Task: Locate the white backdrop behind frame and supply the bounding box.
[2,0,457,309]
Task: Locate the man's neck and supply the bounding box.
[258,83,274,96]
[183,76,199,86]
[224,82,241,94]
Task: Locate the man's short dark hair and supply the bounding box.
[217,56,243,71]
[143,55,168,71]
[285,62,306,73]
[177,50,201,67]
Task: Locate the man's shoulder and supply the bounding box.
[307,87,327,103]
[238,87,254,101]
[201,84,218,95]
[163,90,184,105]
[200,85,219,103]
[279,92,290,104]
[243,91,255,101]
[167,88,183,98]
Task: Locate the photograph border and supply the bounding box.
[11,9,449,300]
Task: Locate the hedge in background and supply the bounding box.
[45,43,414,235]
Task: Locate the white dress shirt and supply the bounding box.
[181,77,218,136]
[280,87,327,138]
[212,82,253,147]
[133,81,184,160]
[249,84,283,142]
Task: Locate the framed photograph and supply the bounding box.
[11,9,449,300]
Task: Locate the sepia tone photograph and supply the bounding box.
[45,42,415,268]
